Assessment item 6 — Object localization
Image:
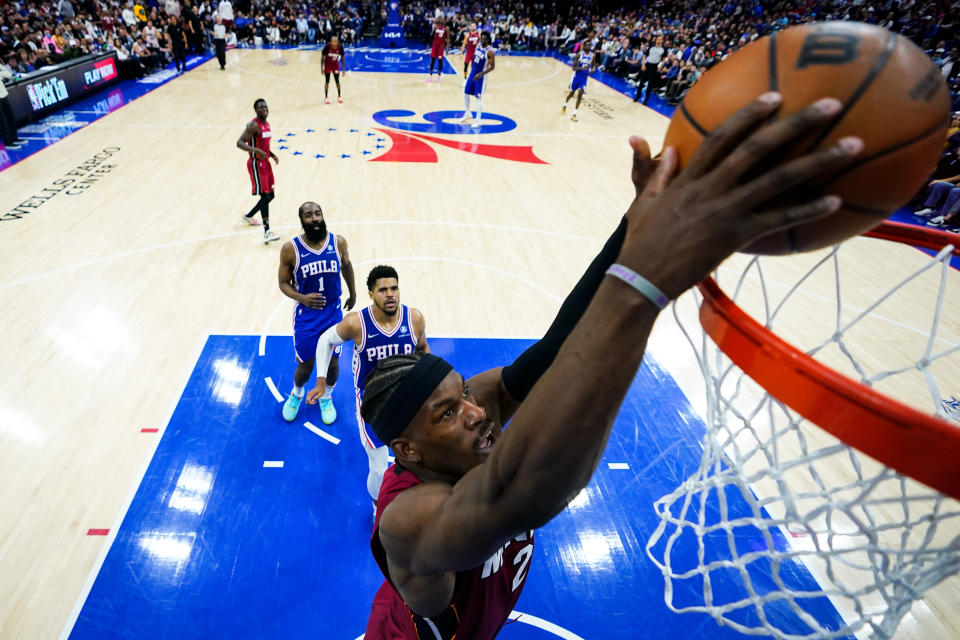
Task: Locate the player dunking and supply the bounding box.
[278,201,357,424]
[427,17,449,82]
[459,31,494,128]
[461,22,479,81]
[306,265,428,503]
[322,35,344,104]
[562,40,595,122]
[358,95,865,639]
[236,98,280,243]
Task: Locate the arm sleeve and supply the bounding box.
[314,324,347,376]
[500,216,627,402]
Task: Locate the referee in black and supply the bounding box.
[213,15,227,70]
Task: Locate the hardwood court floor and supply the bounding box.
[0,48,957,639]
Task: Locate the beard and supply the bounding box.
[303,219,327,243]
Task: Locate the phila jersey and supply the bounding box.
[352,304,418,398]
[573,50,594,72]
[292,232,343,335]
[469,45,494,77]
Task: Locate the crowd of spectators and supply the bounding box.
[0,0,372,80]
[398,0,960,107]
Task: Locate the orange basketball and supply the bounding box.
[664,21,950,254]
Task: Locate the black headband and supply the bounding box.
[371,354,454,444]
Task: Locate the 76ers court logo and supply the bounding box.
[371,110,547,164]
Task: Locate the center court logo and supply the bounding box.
[370,110,547,164]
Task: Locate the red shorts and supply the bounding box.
[323,63,341,74]
[247,157,274,195]
[464,47,476,62]
[431,42,445,59]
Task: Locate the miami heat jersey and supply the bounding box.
[352,304,418,397]
[366,465,535,640]
[292,232,342,330]
[249,118,271,160]
[322,43,342,72]
[465,31,480,56]
[432,25,447,49]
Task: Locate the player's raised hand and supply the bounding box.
[301,292,326,309]
[629,135,659,197]
[615,93,863,301]
[306,380,326,405]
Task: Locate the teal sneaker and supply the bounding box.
[282,392,303,422]
[319,396,337,425]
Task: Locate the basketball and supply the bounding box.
[664,21,951,254]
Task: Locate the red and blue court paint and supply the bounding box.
[65,335,848,639]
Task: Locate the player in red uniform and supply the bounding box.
[358,95,865,639]
[321,35,344,104]
[461,22,480,80]
[236,98,280,243]
[427,17,449,82]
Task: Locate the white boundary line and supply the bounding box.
[0,220,594,293]
[303,421,340,444]
[57,333,210,640]
[264,376,285,403]
[259,300,286,356]
[262,460,284,468]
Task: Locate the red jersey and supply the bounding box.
[366,465,534,640]
[249,118,271,159]
[432,24,448,51]
[322,43,342,72]
[464,31,480,57]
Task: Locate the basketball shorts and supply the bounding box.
[464,48,476,64]
[431,43,445,59]
[247,158,274,195]
[293,306,343,363]
[464,74,486,98]
[570,71,588,91]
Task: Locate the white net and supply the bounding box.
[645,231,960,640]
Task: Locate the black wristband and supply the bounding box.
[501,217,627,401]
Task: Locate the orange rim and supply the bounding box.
[697,221,960,500]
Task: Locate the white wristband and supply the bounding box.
[606,263,670,309]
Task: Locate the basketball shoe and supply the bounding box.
[319,396,337,424]
[282,391,303,421]
[241,214,262,226]
[264,229,280,243]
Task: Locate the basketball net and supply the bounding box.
[645,222,960,640]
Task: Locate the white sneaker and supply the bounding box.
[927,216,947,226]
[915,207,934,217]
[241,215,262,226]
[457,114,471,123]
[263,229,280,243]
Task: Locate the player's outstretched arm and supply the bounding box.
[492,135,663,422]
[382,94,864,590]
[306,313,362,403]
